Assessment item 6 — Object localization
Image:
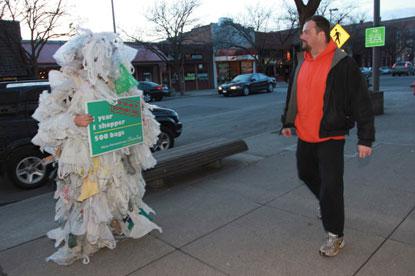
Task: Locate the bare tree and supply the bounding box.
[293,0,322,28]
[273,1,300,53]
[383,22,415,65]
[239,3,273,32]
[0,2,7,19]
[144,0,200,94]
[213,5,276,73]
[316,0,357,25]
[1,0,74,78]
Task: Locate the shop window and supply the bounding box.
[241,61,253,74]
[197,63,208,81]
[218,62,230,84]
[143,72,152,81]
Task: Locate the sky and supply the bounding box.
[20,0,415,40]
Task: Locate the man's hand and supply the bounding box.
[358,145,372,158]
[74,114,93,127]
[281,128,292,137]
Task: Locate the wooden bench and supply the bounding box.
[143,138,248,187]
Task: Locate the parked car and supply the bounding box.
[0,80,182,189]
[379,66,391,74]
[360,67,371,76]
[392,61,414,76]
[218,73,275,96]
[137,81,164,102]
[359,67,371,87]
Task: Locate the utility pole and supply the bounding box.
[372,0,380,92]
[111,0,117,33]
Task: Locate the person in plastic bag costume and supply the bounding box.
[31,30,162,265]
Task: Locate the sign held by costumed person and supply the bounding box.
[86,96,144,157]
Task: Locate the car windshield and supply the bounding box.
[231,74,251,82]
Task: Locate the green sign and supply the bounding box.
[365,26,385,47]
[185,73,196,81]
[86,96,143,157]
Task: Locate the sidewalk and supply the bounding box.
[0,89,414,275]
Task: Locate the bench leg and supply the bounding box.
[148,179,165,189]
[207,160,222,169]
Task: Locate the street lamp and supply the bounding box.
[329,8,338,24]
[111,0,116,33]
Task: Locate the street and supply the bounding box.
[0,74,414,205]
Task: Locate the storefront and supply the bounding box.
[183,58,211,90]
[214,54,256,86]
[170,52,214,91]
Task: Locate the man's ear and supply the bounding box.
[319,31,327,42]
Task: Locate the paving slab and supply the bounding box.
[345,143,415,194]
[188,151,301,205]
[0,234,173,276]
[0,192,55,250]
[131,250,226,276]
[267,174,415,238]
[147,181,260,248]
[391,207,415,247]
[356,240,415,276]
[244,131,296,157]
[182,206,384,276]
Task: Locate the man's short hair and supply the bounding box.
[305,15,331,43]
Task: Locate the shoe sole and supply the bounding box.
[319,240,345,257]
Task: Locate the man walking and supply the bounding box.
[281,16,375,257]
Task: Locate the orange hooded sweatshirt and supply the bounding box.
[295,40,345,143]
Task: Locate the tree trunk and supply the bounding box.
[29,59,38,79]
[294,0,322,29]
[173,63,185,95]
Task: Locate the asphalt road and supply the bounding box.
[1,74,413,205]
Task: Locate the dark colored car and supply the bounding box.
[217,73,275,97]
[137,81,164,102]
[0,80,182,189]
[359,68,372,88]
[392,61,414,76]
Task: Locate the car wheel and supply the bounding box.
[7,146,49,189]
[153,126,174,151]
[267,83,273,93]
[242,87,250,96]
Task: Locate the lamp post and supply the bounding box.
[329,8,338,24]
[111,0,116,33]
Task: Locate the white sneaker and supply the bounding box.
[319,232,345,257]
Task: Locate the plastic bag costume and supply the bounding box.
[31,30,162,265]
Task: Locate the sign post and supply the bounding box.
[86,96,143,157]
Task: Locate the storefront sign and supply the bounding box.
[86,96,143,157]
[184,73,196,81]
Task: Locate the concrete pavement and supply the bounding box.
[0,86,415,275]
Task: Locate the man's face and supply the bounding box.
[300,20,322,52]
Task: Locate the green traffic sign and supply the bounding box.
[365,26,385,47]
[86,96,143,157]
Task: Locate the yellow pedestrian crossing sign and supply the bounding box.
[330,24,350,48]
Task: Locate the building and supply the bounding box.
[21,40,166,83]
[0,20,29,81]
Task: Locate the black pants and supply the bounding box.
[296,139,345,236]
